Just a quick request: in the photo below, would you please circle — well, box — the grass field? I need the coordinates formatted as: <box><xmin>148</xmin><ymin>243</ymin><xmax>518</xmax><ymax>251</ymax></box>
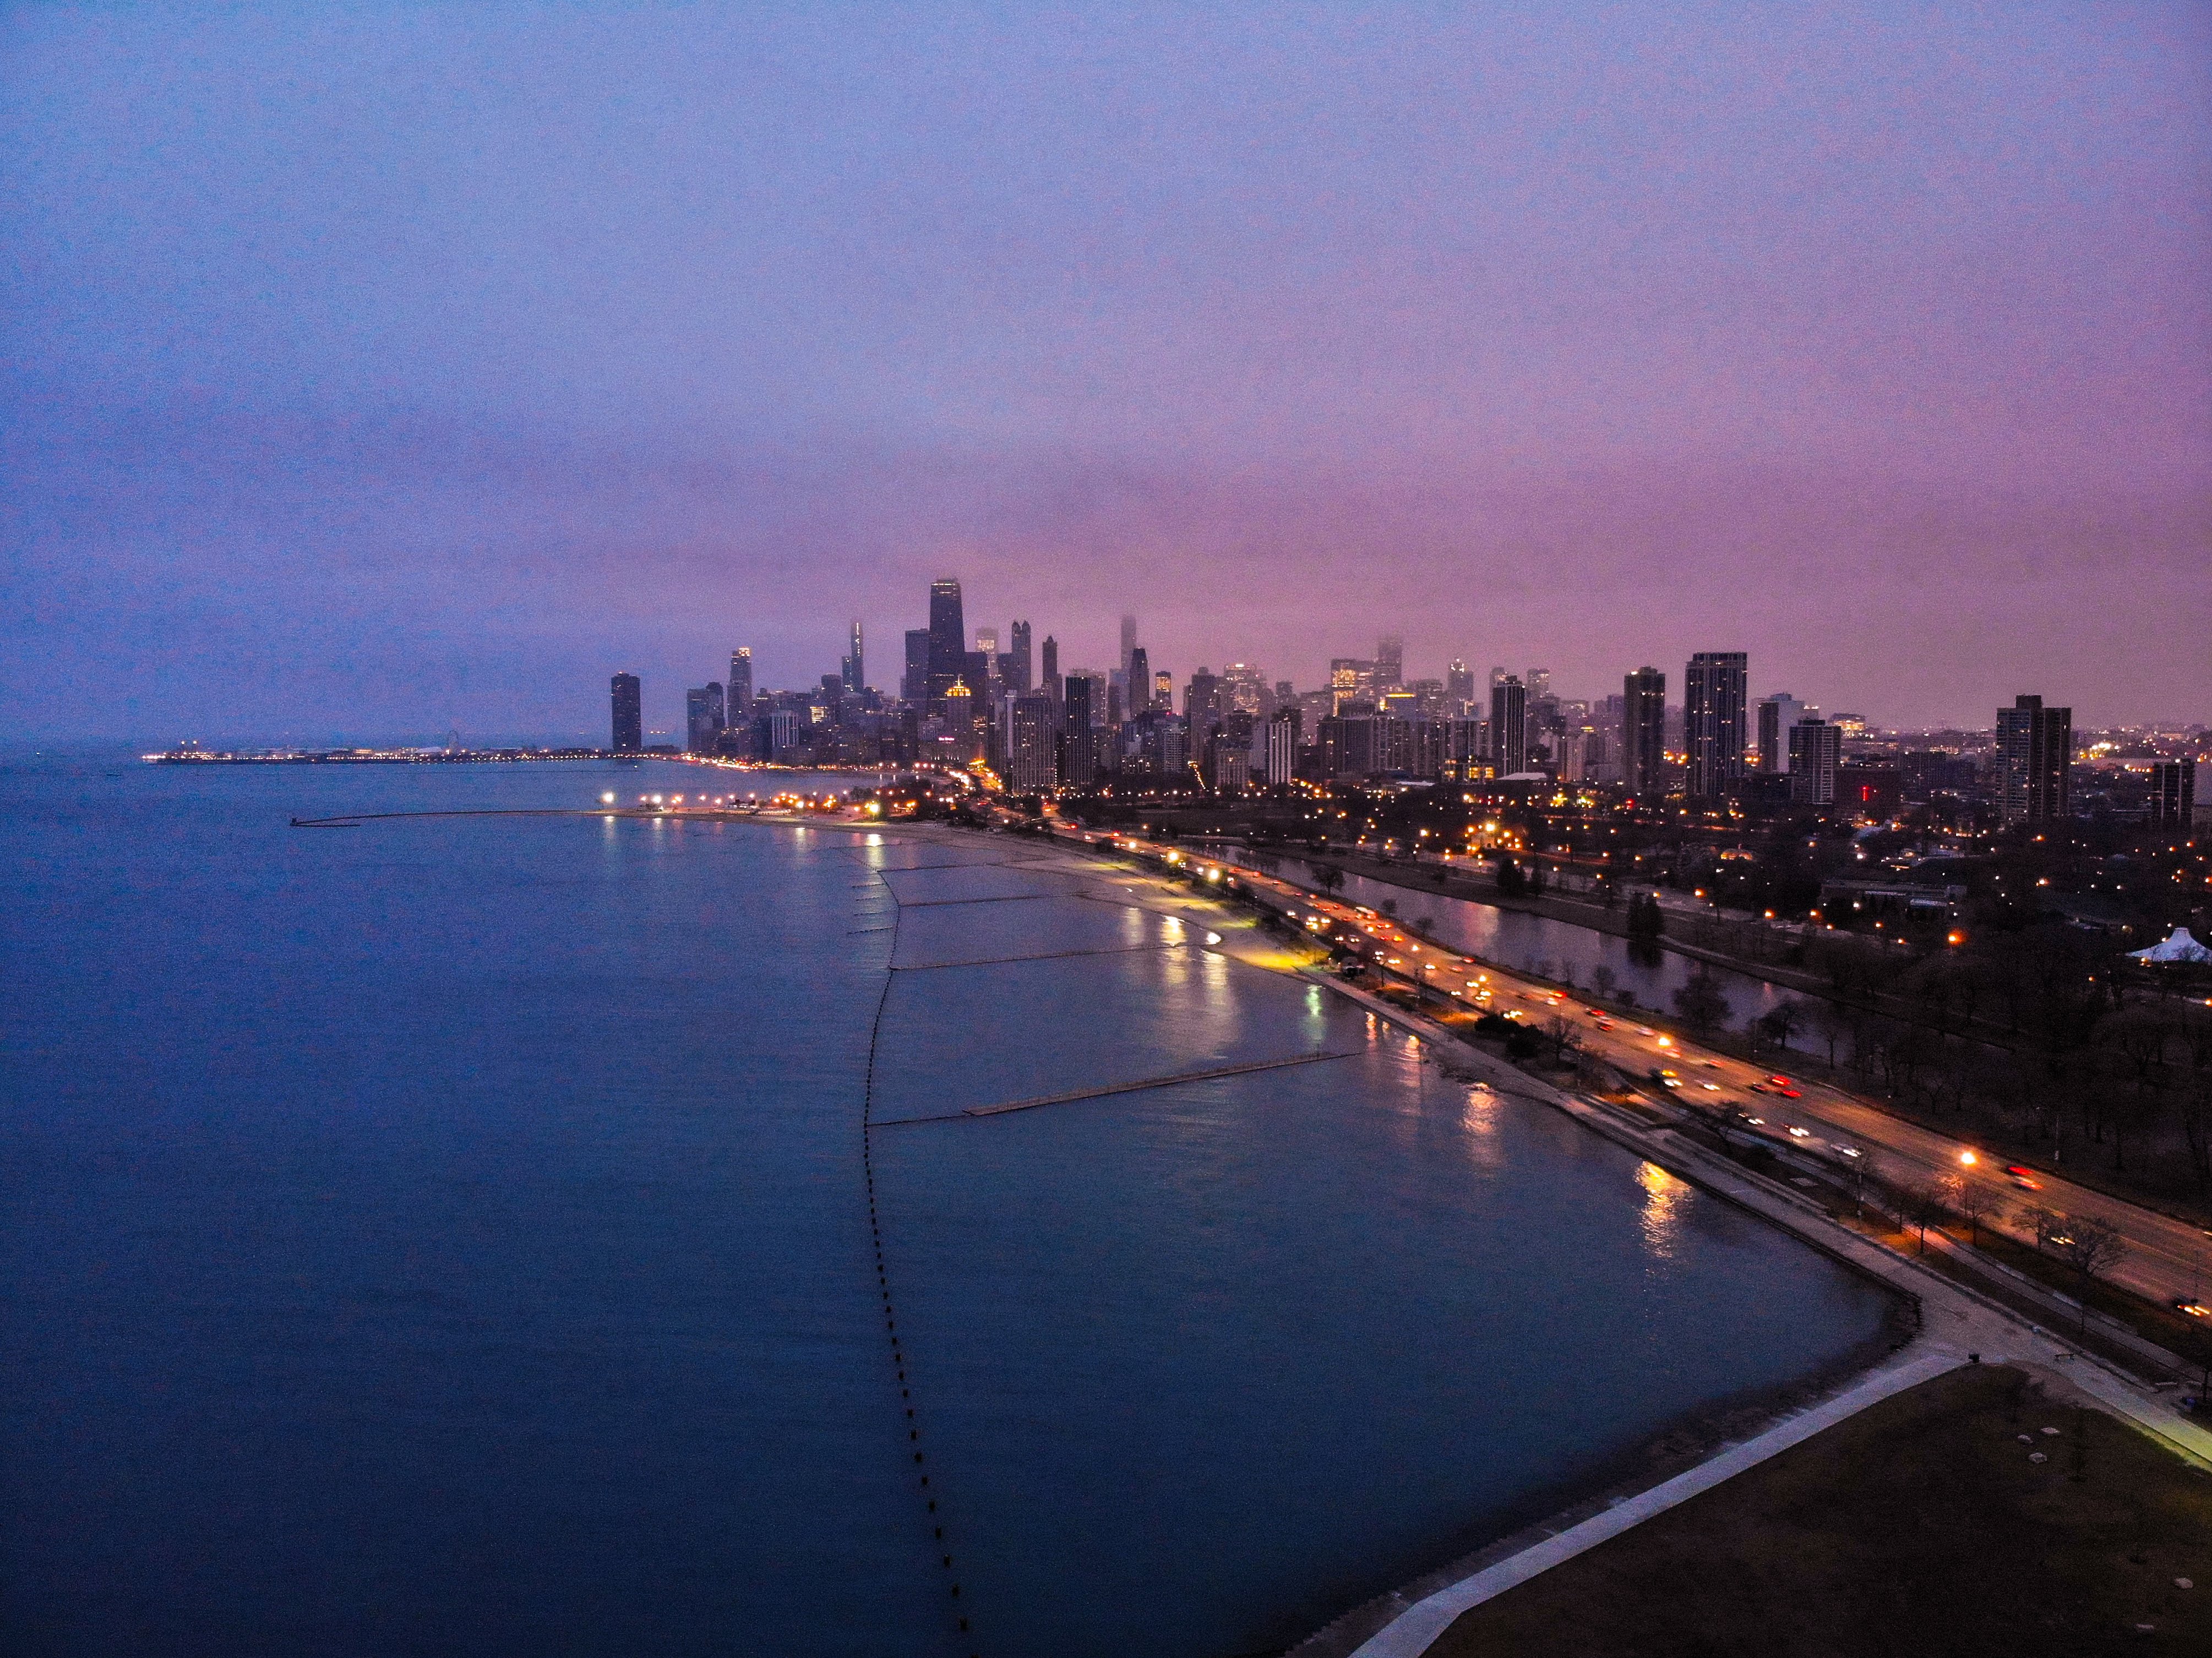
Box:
<box><xmin>1431</xmin><ymin>1364</ymin><xmax>2211</xmax><ymax>1657</ymax></box>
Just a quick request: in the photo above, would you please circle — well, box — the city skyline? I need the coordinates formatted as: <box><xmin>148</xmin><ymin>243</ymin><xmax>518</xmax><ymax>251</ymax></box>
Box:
<box><xmin>6</xmin><ymin>7</ymin><xmax>2208</xmax><ymax>739</ymax></box>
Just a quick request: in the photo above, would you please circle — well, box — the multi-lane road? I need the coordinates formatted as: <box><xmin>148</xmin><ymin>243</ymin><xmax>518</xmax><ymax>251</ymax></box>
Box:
<box><xmin>1054</xmin><ymin>824</ymin><xmax>2212</xmax><ymax>1321</ymax></box>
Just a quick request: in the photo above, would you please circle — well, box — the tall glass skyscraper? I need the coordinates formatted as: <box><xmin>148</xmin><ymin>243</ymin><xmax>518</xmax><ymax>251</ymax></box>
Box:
<box><xmin>927</xmin><ymin>579</ymin><xmax>966</xmax><ymax>702</ymax></box>
<box><xmin>1684</xmin><ymin>651</ymin><xmax>1748</xmax><ymax>799</ymax></box>
<box><xmin>610</xmin><ymin>673</ymin><xmax>642</xmax><ymax>753</ymax></box>
<box><xmin>1621</xmin><ymin>667</ymin><xmax>1666</xmax><ymax>798</ymax></box>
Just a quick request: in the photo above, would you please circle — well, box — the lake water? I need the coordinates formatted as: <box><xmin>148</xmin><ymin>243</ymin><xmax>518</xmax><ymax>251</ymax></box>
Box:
<box><xmin>3</xmin><ymin>750</ymin><xmax>1891</xmax><ymax>1656</ymax></box>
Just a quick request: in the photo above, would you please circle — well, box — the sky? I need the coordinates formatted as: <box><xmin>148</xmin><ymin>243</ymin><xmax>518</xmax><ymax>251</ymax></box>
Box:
<box><xmin>4</xmin><ymin>2</ymin><xmax>2208</xmax><ymax>740</ymax></box>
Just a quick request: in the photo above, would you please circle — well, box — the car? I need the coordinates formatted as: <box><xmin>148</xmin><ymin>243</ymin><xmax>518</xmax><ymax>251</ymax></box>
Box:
<box><xmin>1774</xmin><ymin>1086</ymin><xmax>1802</xmax><ymax>1099</ymax></box>
<box><xmin>1596</xmin><ymin>1019</ymin><xmax>1615</xmax><ymax>1030</ymax></box>
<box><xmin>1833</xmin><ymin>1145</ymin><xmax>1864</xmax><ymax>1159</ymax></box>
<box><xmin>2009</xmin><ymin>1173</ymin><xmax>2041</xmax><ymax>1191</ymax></box>
<box><xmin>1767</xmin><ymin>1075</ymin><xmax>1794</xmax><ymax>1087</ymax></box>
<box><xmin>1700</xmin><ymin>1082</ymin><xmax>1722</xmax><ymax>1092</ymax></box>
<box><xmin>1743</xmin><ymin>1115</ymin><xmax>1766</xmax><ymax>1126</ymax></box>
<box><xmin>1586</xmin><ymin>1007</ymin><xmax>1605</xmax><ymax>1017</ymax></box>
<box><xmin>1786</xmin><ymin>1126</ymin><xmax>1811</xmax><ymax>1139</ymax></box>
<box><xmin>2177</xmin><ymin>1300</ymin><xmax>2209</xmax><ymax>1319</ymax></box>
<box><xmin>1748</xmin><ymin>1082</ymin><xmax>1770</xmax><ymax>1094</ymax></box>
<box><xmin>1636</xmin><ymin>1026</ymin><xmax>1656</xmax><ymax>1036</ymax></box>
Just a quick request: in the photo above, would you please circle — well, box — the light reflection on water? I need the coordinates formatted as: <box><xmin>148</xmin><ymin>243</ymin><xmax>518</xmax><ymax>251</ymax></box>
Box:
<box><xmin>4</xmin><ymin>754</ymin><xmax>1897</xmax><ymax>1658</ymax></box>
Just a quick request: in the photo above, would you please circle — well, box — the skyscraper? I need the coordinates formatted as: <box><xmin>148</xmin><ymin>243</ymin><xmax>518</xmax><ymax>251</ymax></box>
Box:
<box><xmin>1063</xmin><ymin>673</ymin><xmax>1096</xmax><ymax>785</ymax></box>
<box><xmin>1040</xmin><ymin>635</ymin><xmax>1060</xmax><ymax>713</ymax></box>
<box><xmin>1375</xmin><ymin>635</ymin><xmax>1405</xmax><ymax>691</ymax></box>
<box><xmin>1621</xmin><ymin>667</ymin><xmax>1666</xmax><ymax>798</ymax></box>
<box><xmin>1757</xmin><ymin>692</ymin><xmax>1813</xmax><ymax>772</ymax></box>
<box><xmin>1683</xmin><ymin>651</ymin><xmax>1749</xmax><ymax>799</ymax></box>
<box><xmin>2149</xmin><ymin>760</ymin><xmax>2196</xmax><ymax>828</ymax></box>
<box><xmin>1006</xmin><ymin>694</ymin><xmax>1056</xmax><ymax>792</ymax></box>
<box><xmin>841</xmin><ymin>621</ymin><xmax>864</xmax><ymax>692</ymax></box>
<box><xmin>1127</xmin><ymin>647</ymin><xmax>1150</xmax><ymax>711</ymax></box>
<box><xmin>610</xmin><ymin>672</ymin><xmax>642</xmax><ymax>752</ymax></box>
<box><xmin>1525</xmin><ymin>668</ymin><xmax>1551</xmax><ymax>703</ymax></box>
<box><xmin>927</xmin><ymin>578</ymin><xmax>966</xmax><ymax>702</ymax></box>
<box><xmin>728</xmin><ymin>648</ymin><xmax>754</xmax><ymax>723</ymax></box>
<box><xmin>1120</xmin><ymin>614</ymin><xmax>1138</xmax><ymax>681</ymax></box>
<box><xmin>1266</xmin><ymin>706</ymin><xmax>1301</xmax><ymax>784</ymax></box>
<box><xmin>1787</xmin><ymin>718</ymin><xmax>1840</xmax><ymax>806</ymax></box>
<box><xmin>685</xmin><ymin>683</ymin><xmax>726</xmax><ymax>755</ymax></box>
<box><xmin>1490</xmin><ymin>675</ymin><xmax>1528</xmax><ymax>776</ymax></box>
<box><xmin>1007</xmin><ymin>621</ymin><xmax>1033</xmax><ymax>694</ymax></box>
<box><xmin>1445</xmin><ymin>659</ymin><xmax>1476</xmax><ymax>713</ymax></box>
<box><xmin>902</xmin><ymin>629</ymin><xmax>930</xmax><ymax>703</ymax></box>
<box><xmin>1185</xmin><ymin>667</ymin><xmax>1224</xmax><ymax>751</ymax></box>
<box><xmin>1996</xmin><ymin>695</ymin><xmax>2072</xmax><ymax>825</ymax></box>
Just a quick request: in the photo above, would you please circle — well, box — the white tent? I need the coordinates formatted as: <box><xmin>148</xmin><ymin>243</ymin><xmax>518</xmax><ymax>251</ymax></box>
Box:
<box><xmin>2128</xmin><ymin>927</ymin><xmax>2212</xmax><ymax>964</ymax></box>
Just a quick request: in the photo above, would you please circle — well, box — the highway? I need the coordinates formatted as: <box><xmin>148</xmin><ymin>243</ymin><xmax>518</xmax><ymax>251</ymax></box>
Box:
<box><xmin>1049</xmin><ymin>823</ymin><xmax>2212</xmax><ymax>1322</ymax></box>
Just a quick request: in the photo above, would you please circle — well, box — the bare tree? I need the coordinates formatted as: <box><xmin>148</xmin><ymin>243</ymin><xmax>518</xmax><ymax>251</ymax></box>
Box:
<box><xmin>2053</xmin><ymin>1217</ymin><xmax>2127</xmax><ymax>1292</ymax></box>
<box><xmin>2023</xmin><ymin>1204</ymin><xmax>2067</xmax><ymax>1253</ymax></box>
<box><xmin>1590</xmin><ymin>963</ymin><xmax>1619</xmax><ymax>1001</ymax></box>
<box><xmin>1672</xmin><ymin>972</ymin><xmax>1730</xmax><ymax>1037</ymax></box>
<box><xmin>1897</xmin><ymin>1182</ymin><xmax>1949</xmax><ymax>1253</ymax></box>
<box><xmin>1543</xmin><ymin>1012</ymin><xmax>1584</xmax><ymax>1068</ymax></box>
<box><xmin>1949</xmin><ymin>1177</ymin><xmax>1997</xmax><ymax>1248</ymax></box>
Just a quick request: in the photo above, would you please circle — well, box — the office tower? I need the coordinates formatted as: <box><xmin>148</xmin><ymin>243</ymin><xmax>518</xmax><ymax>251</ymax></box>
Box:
<box><xmin>1006</xmin><ymin>695</ymin><xmax>1056</xmax><ymax>792</ymax></box>
<box><xmin>1787</xmin><ymin>718</ymin><xmax>1840</xmax><ymax>806</ymax></box>
<box><xmin>1127</xmin><ymin>647</ymin><xmax>1151</xmax><ymax>711</ymax></box>
<box><xmin>1621</xmin><ymin>667</ymin><xmax>1666</xmax><ymax>798</ymax></box>
<box><xmin>1006</xmin><ymin>621</ymin><xmax>1033</xmax><ymax>694</ymax></box>
<box><xmin>766</xmin><ymin>707</ymin><xmax>804</xmax><ymax>762</ymax></box>
<box><xmin>610</xmin><ymin>673</ymin><xmax>642</xmax><ymax>752</ymax></box>
<box><xmin>841</xmin><ymin>621</ymin><xmax>864</xmax><ymax>692</ymax></box>
<box><xmin>1153</xmin><ymin>669</ymin><xmax>1173</xmax><ymax>711</ymax></box>
<box><xmin>927</xmin><ymin>578</ymin><xmax>967</xmax><ymax>701</ymax></box>
<box><xmin>1063</xmin><ymin>674</ymin><xmax>1097</xmax><ymax>785</ymax></box>
<box><xmin>1376</xmin><ymin>635</ymin><xmax>1405</xmax><ymax>691</ymax></box>
<box><xmin>728</xmin><ymin>648</ymin><xmax>754</xmax><ymax>723</ymax></box>
<box><xmin>1996</xmin><ymin>695</ymin><xmax>2073</xmax><ymax>824</ymax></box>
<box><xmin>1525</xmin><ymin>668</ymin><xmax>1551</xmax><ymax>703</ymax></box>
<box><xmin>1683</xmin><ymin>651</ymin><xmax>1750</xmax><ymax>799</ymax></box>
<box><xmin>1446</xmin><ymin>660</ymin><xmax>1476</xmax><ymax>713</ymax></box>
<box><xmin>1490</xmin><ymin>676</ymin><xmax>1528</xmax><ymax>776</ymax></box>
<box><xmin>902</xmin><ymin>629</ymin><xmax>930</xmax><ymax>703</ymax></box>
<box><xmin>1185</xmin><ymin>668</ymin><xmax>1224</xmax><ymax>750</ymax></box>
<box><xmin>1222</xmin><ymin>662</ymin><xmax>1267</xmax><ymax>715</ymax></box>
<box><xmin>2149</xmin><ymin>760</ymin><xmax>2197</xmax><ymax>827</ymax></box>
<box><xmin>1266</xmin><ymin>706</ymin><xmax>1301</xmax><ymax>784</ymax></box>
<box><xmin>1489</xmin><ymin>665</ymin><xmax>1510</xmax><ymax>692</ymax></box>
<box><xmin>685</xmin><ymin>683</ymin><xmax>726</xmax><ymax>755</ymax></box>
<box><xmin>1120</xmin><ymin>614</ymin><xmax>1139</xmax><ymax>681</ymax></box>
<box><xmin>974</xmin><ymin>627</ymin><xmax>998</xmax><ymax>658</ymax></box>
<box><xmin>1273</xmin><ymin>679</ymin><xmax>1294</xmax><ymax>711</ymax></box>
<box><xmin>1757</xmin><ymin>692</ymin><xmax>1813</xmax><ymax>772</ymax></box>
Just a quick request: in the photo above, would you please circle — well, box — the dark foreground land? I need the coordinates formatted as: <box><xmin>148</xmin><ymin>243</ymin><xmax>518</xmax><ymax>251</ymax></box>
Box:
<box><xmin>1433</xmin><ymin>1365</ymin><xmax>2210</xmax><ymax>1658</ymax></box>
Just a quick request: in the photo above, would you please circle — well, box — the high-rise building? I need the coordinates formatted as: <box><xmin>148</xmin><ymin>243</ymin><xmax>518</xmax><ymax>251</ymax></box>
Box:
<box><xmin>1684</xmin><ymin>651</ymin><xmax>1749</xmax><ymax>799</ymax></box>
<box><xmin>1126</xmin><ymin>647</ymin><xmax>1150</xmax><ymax>711</ymax></box>
<box><xmin>1153</xmin><ymin>669</ymin><xmax>1173</xmax><ymax>711</ymax></box>
<box><xmin>1006</xmin><ymin>694</ymin><xmax>1056</xmax><ymax>792</ymax></box>
<box><xmin>1006</xmin><ymin>621</ymin><xmax>1033</xmax><ymax>694</ymax></box>
<box><xmin>1757</xmin><ymin>692</ymin><xmax>1813</xmax><ymax>772</ymax></box>
<box><xmin>610</xmin><ymin>672</ymin><xmax>642</xmax><ymax>752</ymax></box>
<box><xmin>685</xmin><ymin>683</ymin><xmax>726</xmax><ymax>755</ymax></box>
<box><xmin>2149</xmin><ymin>760</ymin><xmax>2197</xmax><ymax>828</ymax></box>
<box><xmin>1787</xmin><ymin>718</ymin><xmax>1840</xmax><ymax>806</ymax></box>
<box><xmin>1222</xmin><ymin>662</ymin><xmax>1267</xmax><ymax>716</ymax></box>
<box><xmin>841</xmin><ymin>621</ymin><xmax>864</xmax><ymax>692</ymax></box>
<box><xmin>1040</xmin><ymin>635</ymin><xmax>1060</xmax><ymax>714</ymax></box>
<box><xmin>1490</xmin><ymin>676</ymin><xmax>1528</xmax><ymax>776</ymax></box>
<box><xmin>1445</xmin><ymin>660</ymin><xmax>1477</xmax><ymax>713</ymax></box>
<box><xmin>1266</xmin><ymin>706</ymin><xmax>1301</xmax><ymax>785</ymax></box>
<box><xmin>1525</xmin><ymin>668</ymin><xmax>1551</xmax><ymax>703</ymax></box>
<box><xmin>927</xmin><ymin>578</ymin><xmax>966</xmax><ymax>702</ymax></box>
<box><xmin>1120</xmin><ymin>614</ymin><xmax>1139</xmax><ymax>682</ymax></box>
<box><xmin>902</xmin><ymin>629</ymin><xmax>930</xmax><ymax>703</ymax></box>
<box><xmin>728</xmin><ymin>648</ymin><xmax>754</xmax><ymax>723</ymax></box>
<box><xmin>1185</xmin><ymin>668</ymin><xmax>1224</xmax><ymax>751</ymax></box>
<box><xmin>1063</xmin><ymin>674</ymin><xmax>1097</xmax><ymax>786</ymax></box>
<box><xmin>1621</xmin><ymin>667</ymin><xmax>1666</xmax><ymax>798</ymax></box>
<box><xmin>1489</xmin><ymin>666</ymin><xmax>1510</xmax><ymax>692</ymax></box>
<box><xmin>1375</xmin><ymin>636</ymin><xmax>1405</xmax><ymax>691</ymax></box>
<box><xmin>1995</xmin><ymin>695</ymin><xmax>2072</xmax><ymax>824</ymax></box>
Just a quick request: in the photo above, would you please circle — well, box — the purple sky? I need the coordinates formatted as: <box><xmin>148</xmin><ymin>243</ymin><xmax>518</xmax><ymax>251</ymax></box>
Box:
<box><xmin>6</xmin><ymin>4</ymin><xmax>2208</xmax><ymax>739</ymax></box>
